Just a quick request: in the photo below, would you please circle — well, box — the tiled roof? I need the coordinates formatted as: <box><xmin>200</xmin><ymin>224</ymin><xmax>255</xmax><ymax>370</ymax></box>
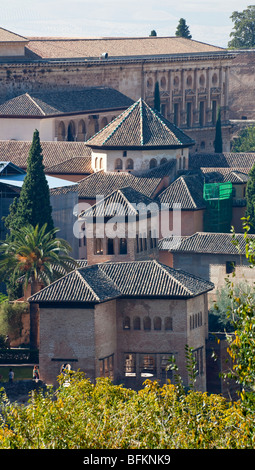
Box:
<box><xmin>158</xmin><ymin>173</ymin><xmax>205</xmax><ymax>210</ymax></box>
<box><xmin>132</xmin><ymin>158</ymin><xmax>176</xmax><ymax>179</ymax></box>
<box><xmin>0</xmin><ymin>27</ymin><xmax>28</xmax><ymax>43</ymax></box>
<box><xmin>28</xmin><ymin>259</ymin><xmax>214</xmax><ymax>304</ymax></box>
<box><xmin>45</xmin><ymin>156</ymin><xmax>92</xmax><ymax>175</ymax></box>
<box><xmin>86</xmin><ymin>98</ymin><xmax>195</xmax><ymax>149</ymax></box>
<box><xmin>189</xmin><ymin>152</ymin><xmax>255</xmax><ymax>170</ymax></box>
<box><xmin>26</xmin><ymin>36</ymin><xmax>224</xmax><ymax>60</ymax></box>
<box><xmin>200</xmin><ymin>167</ymin><xmax>249</xmax><ymax>183</ymax></box>
<box><xmin>77</xmin><ymin>170</ymin><xmax>163</xmax><ymax>199</ymax></box>
<box><xmin>168</xmin><ymin>232</ymin><xmax>255</xmax><ymax>255</ymax></box>
<box><xmin>0</xmin><ymin>87</ymin><xmax>134</xmax><ymax>117</ymax></box>
<box><xmin>80</xmin><ymin>186</ymin><xmax>158</xmax><ymax>218</ymax></box>
<box><xmin>0</xmin><ymin>140</ymin><xmax>91</xmax><ymax>170</ymax></box>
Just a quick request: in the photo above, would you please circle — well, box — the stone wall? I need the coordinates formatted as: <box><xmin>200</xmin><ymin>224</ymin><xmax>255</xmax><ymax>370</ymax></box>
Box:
<box><xmin>0</xmin><ymin>53</ymin><xmax>233</xmax><ymax>152</ymax></box>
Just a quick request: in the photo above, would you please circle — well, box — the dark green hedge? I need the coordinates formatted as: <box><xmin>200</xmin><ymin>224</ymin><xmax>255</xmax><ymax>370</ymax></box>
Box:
<box><xmin>0</xmin><ymin>348</ymin><xmax>38</xmax><ymax>364</ymax></box>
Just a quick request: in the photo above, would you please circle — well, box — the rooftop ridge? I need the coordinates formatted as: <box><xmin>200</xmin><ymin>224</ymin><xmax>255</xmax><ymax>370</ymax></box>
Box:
<box><xmin>180</xmin><ymin>176</ymin><xmax>197</xmax><ymax>209</ymax></box>
<box><xmin>101</xmin><ymin>100</ymin><xmax>140</xmax><ymax>145</ymax></box>
<box><xmin>156</xmin><ymin>260</ymin><xmax>194</xmax><ymax>296</ymax></box>
<box><xmin>76</xmin><ymin>268</ymin><xmax>100</xmax><ymax>301</ymax></box>
<box><xmin>26</xmin><ymin>93</ymin><xmax>46</xmax><ymax>116</ymax></box>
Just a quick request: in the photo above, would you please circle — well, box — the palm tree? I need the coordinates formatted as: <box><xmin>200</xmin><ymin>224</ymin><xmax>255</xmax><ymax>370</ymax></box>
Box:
<box><xmin>0</xmin><ymin>223</ymin><xmax>76</xmax><ymax>349</ymax></box>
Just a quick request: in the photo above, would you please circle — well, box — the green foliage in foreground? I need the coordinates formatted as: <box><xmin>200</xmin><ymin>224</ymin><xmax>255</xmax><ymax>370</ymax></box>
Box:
<box><xmin>0</xmin><ymin>372</ymin><xmax>254</xmax><ymax>449</ymax></box>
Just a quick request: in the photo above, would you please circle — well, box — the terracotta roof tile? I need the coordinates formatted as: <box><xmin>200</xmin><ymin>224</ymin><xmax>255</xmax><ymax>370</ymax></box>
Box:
<box><xmin>168</xmin><ymin>232</ymin><xmax>255</xmax><ymax>254</ymax></box>
<box><xmin>26</xmin><ymin>36</ymin><xmax>224</xmax><ymax>60</ymax></box>
<box><xmin>189</xmin><ymin>152</ymin><xmax>255</xmax><ymax>170</ymax></box>
<box><xmin>80</xmin><ymin>186</ymin><xmax>158</xmax><ymax>218</ymax></box>
<box><xmin>86</xmin><ymin>98</ymin><xmax>194</xmax><ymax>149</ymax></box>
<box><xmin>45</xmin><ymin>156</ymin><xmax>92</xmax><ymax>175</ymax></box>
<box><xmin>158</xmin><ymin>173</ymin><xmax>205</xmax><ymax>210</ymax></box>
<box><xmin>77</xmin><ymin>170</ymin><xmax>162</xmax><ymax>199</ymax></box>
<box><xmin>0</xmin><ymin>140</ymin><xmax>91</xmax><ymax>170</ymax></box>
<box><xmin>200</xmin><ymin>167</ymin><xmax>249</xmax><ymax>183</ymax></box>
<box><xmin>0</xmin><ymin>27</ymin><xmax>28</xmax><ymax>43</ymax></box>
<box><xmin>28</xmin><ymin>259</ymin><xmax>214</xmax><ymax>303</ymax></box>
<box><xmin>0</xmin><ymin>87</ymin><xmax>134</xmax><ymax>117</ymax></box>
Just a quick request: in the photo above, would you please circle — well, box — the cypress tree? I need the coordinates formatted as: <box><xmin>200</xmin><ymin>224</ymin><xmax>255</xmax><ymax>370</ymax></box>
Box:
<box><xmin>214</xmin><ymin>106</ymin><xmax>223</xmax><ymax>153</ymax></box>
<box><xmin>5</xmin><ymin>129</ymin><xmax>54</xmax><ymax>233</ymax></box>
<box><xmin>246</xmin><ymin>164</ymin><xmax>255</xmax><ymax>233</ymax></box>
<box><xmin>154</xmin><ymin>81</ymin><xmax>161</xmax><ymax>113</ymax></box>
<box><xmin>175</xmin><ymin>18</ymin><xmax>192</xmax><ymax>39</ymax></box>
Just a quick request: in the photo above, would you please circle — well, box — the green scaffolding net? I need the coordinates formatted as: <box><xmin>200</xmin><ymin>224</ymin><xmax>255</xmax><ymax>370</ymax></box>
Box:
<box><xmin>203</xmin><ymin>181</ymin><xmax>233</xmax><ymax>233</ymax></box>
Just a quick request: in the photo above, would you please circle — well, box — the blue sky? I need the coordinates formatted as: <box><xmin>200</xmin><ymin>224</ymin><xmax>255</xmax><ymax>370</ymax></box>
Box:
<box><xmin>0</xmin><ymin>0</ymin><xmax>251</xmax><ymax>47</ymax></box>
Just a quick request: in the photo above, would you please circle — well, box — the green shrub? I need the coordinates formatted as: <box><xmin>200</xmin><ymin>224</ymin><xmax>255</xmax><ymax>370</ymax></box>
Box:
<box><xmin>0</xmin><ymin>301</ymin><xmax>28</xmax><ymax>341</ymax></box>
<box><xmin>0</xmin><ymin>372</ymin><xmax>254</xmax><ymax>449</ymax></box>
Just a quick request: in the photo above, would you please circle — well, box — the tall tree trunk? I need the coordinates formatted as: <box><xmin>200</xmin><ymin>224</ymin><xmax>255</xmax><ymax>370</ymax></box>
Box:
<box><xmin>29</xmin><ymin>280</ymin><xmax>41</xmax><ymax>350</ymax></box>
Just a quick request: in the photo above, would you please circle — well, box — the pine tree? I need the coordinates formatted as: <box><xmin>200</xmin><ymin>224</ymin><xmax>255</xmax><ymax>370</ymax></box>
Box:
<box><xmin>175</xmin><ymin>18</ymin><xmax>192</xmax><ymax>39</ymax></box>
<box><xmin>246</xmin><ymin>164</ymin><xmax>255</xmax><ymax>233</ymax></box>
<box><xmin>150</xmin><ymin>30</ymin><xmax>157</xmax><ymax>36</ymax></box>
<box><xmin>4</xmin><ymin>129</ymin><xmax>54</xmax><ymax>233</ymax></box>
<box><xmin>154</xmin><ymin>81</ymin><xmax>161</xmax><ymax>112</ymax></box>
<box><xmin>214</xmin><ymin>106</ymin><xmax>223</xmax><ymax>153</ymax></box>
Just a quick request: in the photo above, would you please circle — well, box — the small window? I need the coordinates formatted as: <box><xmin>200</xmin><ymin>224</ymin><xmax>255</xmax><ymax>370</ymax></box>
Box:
<box><xmin>94</xmin><ymin>238</ymin><xmax>103</xmax><ymax>255</ymax></box>
<box><xmin>149</xmin><ymin>159</ymin><xmax>157</xmax><ymax>169</ymax></box>
<box><xmin>133</xmin><ymin>316</ymin><xmax>141</xmax><ymax>330</ymax></box>
<box><xmin>165</xmin><ymin>317</ymin><xmax>173</xmax><ymax>331</ymax></box>
<box><xmin>115</xmin><ymin>158</ymin><xmax>123</xmax><ymax>170</ymax></box>
<box><xmin>107</xmin><ymin>238</ymin><xmax>114</xmax><ymax>255</ymax></box>
<box><xmin>126</xmin><ymin>158</ymin><xmax>134</xmax><ymax>170</ymax></box>
<box><xmin>123</xmin><ymin>150</ymin><xmax>127</xmax><ymax>157</ymax></box>
<box><xmin>226</xmin><ymin>261</ymin><xmax>236</xmax><ymax>274</ymax></box>
<box><xmin>144</xmin><ymin>316</ymin><xmax>151</xmax><ymax>331</ymax></box>
<box><xmin>154</xmin><ymin>316</ymin><xmax>162</xmax><ymax>330</ymax></box>
<box><xmin>123</xmin><ymin>316</ymin><xmax>131</xmax><ymax>330</ymax></box>
<box><xmin>119</xmin><ymin>238</ymin><xmax>127</xmax><ymax>255</ymax></box>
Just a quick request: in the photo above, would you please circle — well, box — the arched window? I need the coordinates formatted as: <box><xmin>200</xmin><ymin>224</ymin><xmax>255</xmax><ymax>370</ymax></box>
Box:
<box><xmin>119</xmin><ymin>238</ymin><xmax>127</xmax><ymax>255</ymax></box>
<box><xmin>160</xmin><ymin>158</ymin><xmax>167</xmax><ymax>165</ymax></box>
<box><xmin>67</xmin><ymin>121</ymin><xmax>75</xmax><ymax>141</ymax></box>
<box><xmin>186</xmin><ymin>75</ymin><xmax>192</xmax><ymax>86</ymax></box>
<box><xmin>133</xmin><ymin>316</ymin><xmax>141</xmax><ymax>330</ymax></box>
<box><xmin>95</xmin><ymin>157</ymin><xmax>98</xmax><ymax>170</ymax></box>
<box><xmin>99</xmin><ymin>158</ymin><xmax>104</xmax><ymax>170</ymax></box>
<box><xmin>144</xmin><ymin>316</ymin><xmax>151</xmax><ymax>330</ymax></box>
<box><xmin>154</xmin><ymin>316</ymin><xmax>162</xmax><ymax>330</ymax></box>
<box><xmin>77</xmin><ymin>120</ymin><xmax>86</xmax><ymax>141</ymax></box>
<box><xmin>126</xmin><ymin>158</ymin><xmax>134</xmax><ymax>170</ymax></box>
<box><xmin>123</xmin><ymin>316</ymin><xmax>131</xmax><ymax>330</ymax></box>
<box><xmin>100</xmin><ymin>117</ymin><xmax>108</xmax><ymax>129</ymax></box>
<box><xmin>160</xmin><ymin>76</ymin><xmax>166</xmax><ymax>89</ymax></box>
<box><xmin>57</xmin><ymin>121</ymin><xmax>65</xmax><ymax>141</ymax></box>
<box><xmin>165</xmin><ymin>317</ymin><xmax>173</xmax><ymax>331</ymax></box>
<box><xmin>115</xmin><ymin>158</ymin><xmax>123</xmax><ymax>170</ymax></box>
<box><xmin>199</xmin><ymin>74</ymin><xmax>205</xmax><ymax>86</ymax></box>
<box><xmin>149</xmin><ymin>158</ymin><xmax>157</xmax><ymax>169</ymax></box>
<box><xmin>147</xmin><ymin>77</ymin><xmax>153</xmax><ymax>90</ymax></box>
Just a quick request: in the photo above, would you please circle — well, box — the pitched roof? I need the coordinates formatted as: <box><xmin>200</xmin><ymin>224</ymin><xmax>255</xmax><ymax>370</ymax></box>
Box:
<box><xmin>0</xmin><ymin>87</ymin><xmax>134</xmax><ymax>117</ymax></box>
<box><xmin>77</xmin><ymin>170</ymin><xmax>163</xmax><ymax>199</ymax></box>
<box><xmin>80</xmin><ymin>186</ymin><xmax>158</xmax><ymax>218</ymax></box>
<box><xmin>158</xmin><ymin>173</ymin><xmax>205</xmax><ymax>210</ymax></box>
<box><xmin>86</xmin><ymin>98</ymin><xmax>195</xmax><ymax>149</ymax></box>
<box><xmin>28</xmin><ymin>259</ymin><xmax>214</xmax><ymax>304</ymax></box>
<box><xmin>0</xmin><ymin>140</ymin><xmax>91</xmax><ymax>170</ymax></box>
<box><xmin>189</xmin><ymin>152</ymin><xmax>255</xmax><ymax>170</ymax></box>
<box><xmin>0</xmin><ymin>27</ymin><xmax>28</xmax><ymax>43</ymax></box>
<box><xmin>168</xmin><ymin>232</ymin><xmax>255</xmax><ymax>255</ymax></box>
<box><xmin>200</xmin><ymin>167</ymin><xmax>249</xmax><ymax>183</ymax></box>
<box><xmin>45</xmin><ymin>156</ymin><xmax>92</xmax><ymax>175</ymax></box>
<box><xmin>26</xmin><ymin>36</ymin><xmax>224</xmax><ymax>60</ymax></box>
